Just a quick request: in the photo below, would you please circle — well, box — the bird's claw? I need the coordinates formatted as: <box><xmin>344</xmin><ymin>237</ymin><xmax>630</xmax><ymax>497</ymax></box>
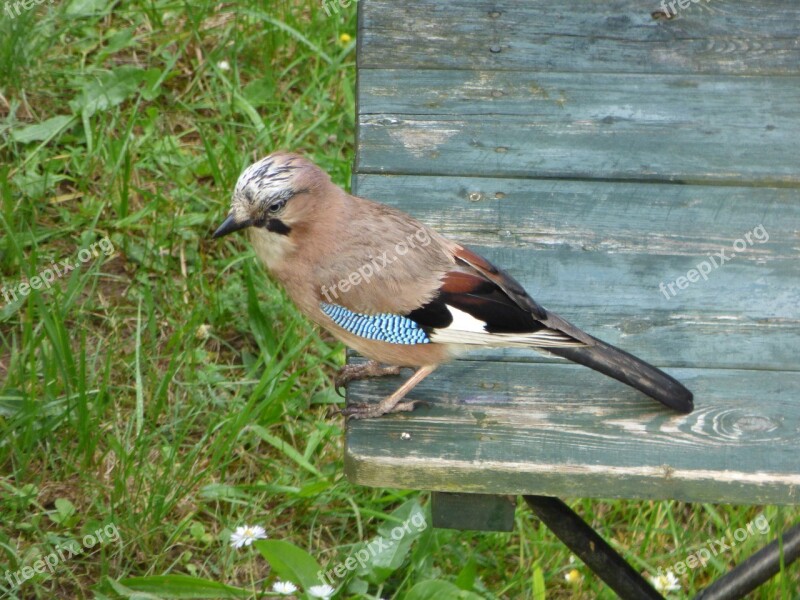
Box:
<box><xmin>333</xmin><ymin>362</ymin><xmax>402</xmax><ymax>397</ymax></box>
<box><xmin>334</xmin><ymin>371</ymin><xmax>352</xmax><ymax>398</ymax></box>
<box><xmin>340</xmin><ymin>400</ymin><xmax>422</xmax><ymax>420</ymax></box>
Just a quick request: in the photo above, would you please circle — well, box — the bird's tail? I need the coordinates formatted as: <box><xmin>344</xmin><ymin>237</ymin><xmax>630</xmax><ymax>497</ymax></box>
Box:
<box><xmin>531</xmin><ymin>306</ymin><xmax>694</xmax><ymax>413</ymax></box>
<box><xmin>546</xmin><ymin>336</ymin><xmax>694</xmax><ymax>413</ymax></box>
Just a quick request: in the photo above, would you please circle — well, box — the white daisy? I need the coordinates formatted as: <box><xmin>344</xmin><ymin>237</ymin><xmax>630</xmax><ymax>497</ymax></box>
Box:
<box><xmin>271</xmin><ymin>580</ymin><xmax>298</xmax><ymax>595</ymax></box>
<box><xmin>308</xmin><ymin>583</ymin><xmax>335</xmax><ymax>598</ymax></box>
<box><xmin>217</xmin><ymin>60</ymin><xmax>231</xmax><ymax>71</ymax></box>
<box><xmin>650</xmin><ymin>571</ymin><xmax>681</xmax><ymax>593</ymax></box>
<box><xmin>229</xmin><ymin>524</ymin><xmax>267</xmax><ymax>548</ymax></box>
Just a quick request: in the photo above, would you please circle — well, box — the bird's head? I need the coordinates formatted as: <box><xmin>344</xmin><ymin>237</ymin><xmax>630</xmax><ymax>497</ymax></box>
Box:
<box><xmin>212</xmin><ymin>151</ymin><xmax>331</xmax><ymax>245</ymax></box>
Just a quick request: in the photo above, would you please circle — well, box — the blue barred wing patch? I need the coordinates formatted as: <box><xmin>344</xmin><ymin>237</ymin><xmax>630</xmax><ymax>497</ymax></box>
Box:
<box><xmin>320</xmin><ymin>303</ymin><xmax>430</xmax><ymax>345</ymax></box>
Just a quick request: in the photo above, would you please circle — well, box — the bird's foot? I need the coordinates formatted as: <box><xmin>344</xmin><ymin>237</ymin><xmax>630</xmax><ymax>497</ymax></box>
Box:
<box><xmin>340</xmin><ymin>400</ymin><xmax>420</xmax><ymax>420</ymax></box>
<box><xmin>334</xmin><ymin>361</ymin><xmax>402</xmax><ymax>396</ymax></box>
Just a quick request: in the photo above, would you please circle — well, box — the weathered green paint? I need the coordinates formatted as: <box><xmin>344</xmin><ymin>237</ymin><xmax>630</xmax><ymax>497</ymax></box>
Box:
<box><xmin>356</xmin><ymin>70</ymin><xmax>799</xmax><ymax>185</ymax></box>
<box><xmin>352</xmin><ymin>175</ymin><xmax>799</xmax><ymax>372</ymax></box>
<box><xmin>432</xmin><ymin>492</ymin><xmax>516</xmax><ymax>531</ymax></box>
<box><xmin>360</xmin><ymin>0</ymin><xmax>800</xmax><ymax>75</ymax></box>
<box><xmin>345</xmin><ymin>361</ymin><xmax>800</xmax><ymax>504</ymax></box>
<box><xmin>348</xmin><ymin>0</ymin><xmax>800</xmax><ymax>506</ymax></box>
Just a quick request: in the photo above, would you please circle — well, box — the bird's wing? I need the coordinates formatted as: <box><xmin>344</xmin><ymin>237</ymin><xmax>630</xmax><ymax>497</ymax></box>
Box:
<box><xmin>408</xmin><ymin>245</ymin><xmax>587</xmax><ymax>348</ymax></box>
<box><xmin>316</xmin><ymin>231</ymin><xmax>585</xmax><ymax>348</ymax></box>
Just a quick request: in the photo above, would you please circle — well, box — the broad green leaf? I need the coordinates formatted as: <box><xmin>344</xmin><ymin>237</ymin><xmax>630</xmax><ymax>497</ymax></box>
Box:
<box><xmin>377</xmin><ymin>500</ymin><xmax>423</xmax><ymax>536</ymax></box>
<box><xmin>140</xmin><ymin>68</ymin><xmax>164</xmax><ymax>101</ymax></box>
<box><xmin>254</xmin><ymin>539</ymin><xmax>323</xmax><ymax>591</ymax></box>
<box><xmin>357</xmin><ymin>499</ymin><xmax>429</xmax><ymax>584</ymax></box>
<box><xmin>103</xmin><ymin>576</ymin><xmax>166</xmax><ymax>599</ymax></box>
<box><xmin>346</xmin><ymin>578</ymin><xmax>369</xmax><ymax>595</ymax></box>
<box><xmin>69</xmin><ymin>67</ymin><xmax>157</xmax><ymax>117</ymax></box>
<box><xmin>118</xmin><ymin>575</ymin><xmax>249</xmax><ymax>598</ymax></box>
<box><xmin>51</xmin><ymin>497</ymin><xmax>76</xmax><ymax>524</ymax></box>
<box><xmin>405</xmin><ymin>580</ymin><xmax>485</xmax><ymax>600</ymax></box>
<box><xmin>11</xmin><ymin>116</ymin><xmax>74</xmax><ymax>143</ymax></box>
<box><xmin>455</xmin><ymin>558</ymin><xmax>477</xmax><ymax>591</ymax></box>
<box><xmin>65</xmin><ymin>0</ymin><xmax>113</xmax><ymax>17</ymax></box>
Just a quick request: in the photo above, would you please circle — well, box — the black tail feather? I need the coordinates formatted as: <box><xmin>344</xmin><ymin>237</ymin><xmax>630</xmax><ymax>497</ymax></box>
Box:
<box><xmin>547</xmin><ymin>337</ymin><xmax>694</xmax><ymax>413</ymax></box>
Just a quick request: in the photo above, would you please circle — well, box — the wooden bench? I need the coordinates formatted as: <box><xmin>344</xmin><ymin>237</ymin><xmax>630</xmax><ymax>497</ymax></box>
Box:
<box><xmin>345</xmin><ymin>1</ymin><xmax>800</xmax><ymax>597</ymax></box>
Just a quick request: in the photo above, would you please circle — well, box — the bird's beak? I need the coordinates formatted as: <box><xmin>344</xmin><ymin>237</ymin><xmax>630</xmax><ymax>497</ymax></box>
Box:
<box><xmin>212</xmin><ymin>214</ymin><xmax>251</xmax><ymax>239</ymax></box>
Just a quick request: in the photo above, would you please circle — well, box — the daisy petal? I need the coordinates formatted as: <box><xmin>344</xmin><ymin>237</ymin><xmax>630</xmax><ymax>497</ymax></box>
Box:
<box><xmin>308</xmin><ymin>583</ymin><xmax>335</xmax><ymax>598</ymax></box>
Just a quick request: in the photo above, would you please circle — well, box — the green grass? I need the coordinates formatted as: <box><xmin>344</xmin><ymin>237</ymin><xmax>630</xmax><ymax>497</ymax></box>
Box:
<box><xmin>0</xmin><ymin>0</ymin><xmax>797</xmax><ymax>598</ymax></box>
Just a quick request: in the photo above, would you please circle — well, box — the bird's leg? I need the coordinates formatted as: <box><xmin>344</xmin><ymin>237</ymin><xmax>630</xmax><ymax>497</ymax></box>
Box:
<box><xmin>334</xmin><ymin>361</ymin><xmax>402</xmax><ymax>395</ymax></box>
<box><xmin>341</xmin><ymin>365</ymin><xmax>437</xmax><ymax>420</ymax></box>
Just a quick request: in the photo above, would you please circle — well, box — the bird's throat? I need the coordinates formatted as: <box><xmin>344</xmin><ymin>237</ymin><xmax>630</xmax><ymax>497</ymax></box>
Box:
<box><xmin>249</xmin><ymin>227</ymin><xmax>295</xmax><ymax>272</ymax></box>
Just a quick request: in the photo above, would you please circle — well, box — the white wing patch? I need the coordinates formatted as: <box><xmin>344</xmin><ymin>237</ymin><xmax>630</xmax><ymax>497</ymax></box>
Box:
<box><xmin>446</xmin><ymin>306</ymin><xmax>488</xmax><ymax>333</ymax></box>
<box><xmin>429</xmin><ymin>305</ymin><xmax>586</xmax><ymax>348</ymax></box>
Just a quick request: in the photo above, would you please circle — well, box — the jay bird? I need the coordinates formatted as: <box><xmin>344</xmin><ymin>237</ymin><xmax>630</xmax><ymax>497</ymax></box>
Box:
<box><xmin>213</xmin><ymin>151</ymin><xmax>694</xmax><ymax>419</ymax></box>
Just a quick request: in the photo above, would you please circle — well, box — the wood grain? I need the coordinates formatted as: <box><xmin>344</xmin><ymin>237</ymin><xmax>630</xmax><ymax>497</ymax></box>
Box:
<box><xmin>356</xmin><ymin>70</ymin><xmax>800</xmax><ymax>185</ymax></box>
<box><xmin>359</xmin><ymin>0</ymin><xmax>800</xmax><ymax>75</ymax></box>
<box><xmin>346</xmin><ymin>360</ymin><xmax>800</xmax><ymax>504</ymax></box>
<box><xmin>352</xmin><ymin>175</ymin><xmax>799</xmax><ymax>371</ymax></box>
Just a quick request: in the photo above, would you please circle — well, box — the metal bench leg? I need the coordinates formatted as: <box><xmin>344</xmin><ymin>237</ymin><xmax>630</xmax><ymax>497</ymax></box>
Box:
<box><xmin>523</xmin><ymin>495</ymin><xmax>664</xmax><ymax>600</ymax></box>
<box><xmin>694</xmin><ymin>523</ymin><xmax>800</xmax><ymax>600</ymax></box>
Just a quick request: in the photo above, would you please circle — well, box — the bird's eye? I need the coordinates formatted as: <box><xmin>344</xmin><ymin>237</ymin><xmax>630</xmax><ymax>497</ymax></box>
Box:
<box><xmin>268</xmin><ymin>199</ymin><xmax>286</xmax><ymax>214</ymax></box>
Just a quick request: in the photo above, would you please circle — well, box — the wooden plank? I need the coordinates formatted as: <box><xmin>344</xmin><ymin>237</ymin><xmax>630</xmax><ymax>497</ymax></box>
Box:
<box><xmin>431</xmin><ymin>492</ymin><xmax>516</xmax><ymax>531</ymax></box>
<box><xmin>359</xmin><ymin>0</ymin><xmax>800</xmax><ymax>75</ymax></box>
<box><xmin>351</xmin><ymin>0</ymin><xmax>800</xmax><ymax>506</ymax></box>
<box><xmin>353</xmin><ymin>175</ymin><xmax>800</xmax><ymax>259</ymax></box>
<box><xmin>351</xmin><ymin>175</ymin><xmax>800</xmax><ymax>371</ymax></box>
<box><xmin>345</xmin><ymin>362</ymin><xmax>800</xmax><ymax>504</ymax></box>
<box><xmin>356</xmin><ymin>70</ymin><xmax>800</xmax><ymax>185</ymax></box>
